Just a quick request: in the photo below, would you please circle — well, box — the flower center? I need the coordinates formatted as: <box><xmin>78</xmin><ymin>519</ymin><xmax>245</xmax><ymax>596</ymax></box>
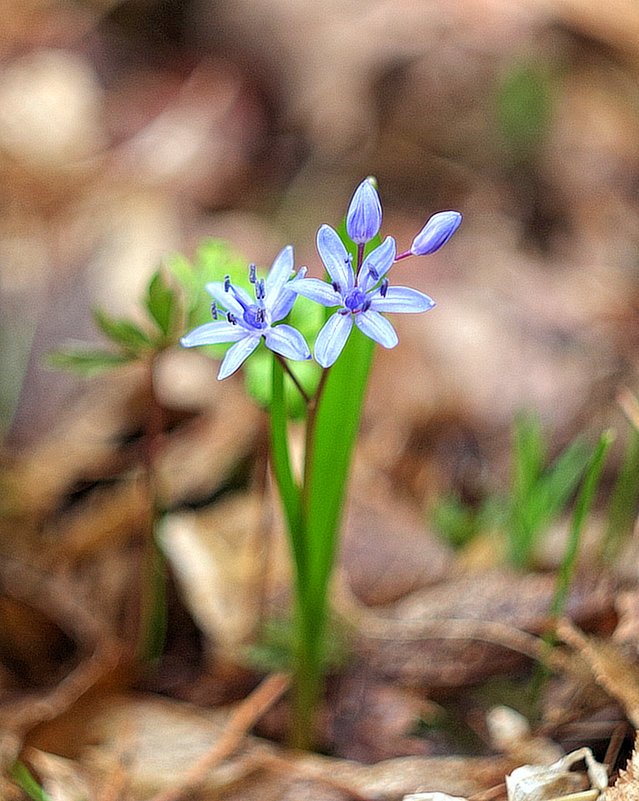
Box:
<box><xmin>243</xmin><ymin>304</ymin><xmax>268</xmax><ymax>329</ymax></box>
<box><xmin>344</xmin><ymin>288</ymin><xmax>367</xmax><ymax>312</ymax></box>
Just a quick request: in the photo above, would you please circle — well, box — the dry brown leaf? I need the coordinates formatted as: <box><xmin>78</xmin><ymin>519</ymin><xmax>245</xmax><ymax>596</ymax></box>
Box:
<box><xmin>84</xmin><ymin>694</ymin><xmax>513</xmax><ymax>801</ymax></box>
<box><xmin>557</xmin><ymin>620</ymin><xmax>639</xmax><ymax>728</ymax></box>
<box><xmin>608</xmin><ymin>736</ymin><xmax>639</xmax><ymax>801</ymax></box>
<box><xmin>352</xmin><ymin>572</ymin><xmax>608</xmax><ymax>688</ymax></box>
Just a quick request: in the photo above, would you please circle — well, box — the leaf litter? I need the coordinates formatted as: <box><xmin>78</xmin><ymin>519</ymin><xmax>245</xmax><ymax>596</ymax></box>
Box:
<box><xmin>2</xmin><ymin>0</ymin><xmax>639</xmax><ymax>798</ymax></box>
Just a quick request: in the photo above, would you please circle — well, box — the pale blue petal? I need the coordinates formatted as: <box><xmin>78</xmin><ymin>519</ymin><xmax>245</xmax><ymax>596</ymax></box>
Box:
<box><xmin>316</xmin><ymin>225</ymin><xmax>354</xmax><ymax>290</ymax></box>
<box><xmin>359</xmin><ymin>236</ymin><xmax>396</xmax><ymax>291</ymax></box>
<box><xmin>314</xmin><ymin>312</ymin><xmax>353</xmax><ymax>368</ymax></box>
<box><xmin>369</xmin><ymin>286</ymin><xmax>436</xmax><ymax>313</ymax></box>
<box><xmin>346</xmin><ymin>178</ymin><xmax>382</xmax><ymax>244</ymax></box>
<box><xmin>206</xmin><ymin>281</ymin><xmax>251</xmax><ymax>317</ymax></box>
<box><xmin>217</xmin><ymin>335</ymin><xmax>261</xmax><ymax>379</ymax></box>
<box><xmin>355</xmin><ymin>310</ymin><xmax>398</xmax><ymax>348</ymax></box>
<box><xmin>264</xmin><ymin>324</ymin><xmax>311</xmax><ymax>361</ymax></box>
<box><xmin>265</xmin><ymin>245</ymin><xmax>294</xmax><ymax>298</ymax></box>
<box><xmin>269</xmin><ymin>267</ymin><xmax>307</xmax><ymax>322</ymax></box>
<box><xmin>180</xmin><ymin>321</ymin><xmax>247</xmax><ymax>347</ymax></box>
<box><xmin>411</xmin><ymin>211</ymin><xmax>462</xmax><ymax>255</ymax></box>
<box><xmin>288</xmin><ymin>277</ymin><xmax>342</xmax><ymax>306</ymax></box>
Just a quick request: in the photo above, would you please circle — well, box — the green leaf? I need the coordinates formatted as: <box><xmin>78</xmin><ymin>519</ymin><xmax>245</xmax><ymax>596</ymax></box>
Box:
<box><xmin>498</xmin><ymin>60</ymin><xmax>553</xmax><ymax>160</ymax></box>
<box><xmin>10</xmin><ymin>762</ymin><xmax>53</xmax><ymax>801</ymax></box>
<box><xmin>550</xmin><ymin>429</ymin><xmax>614</xmax><ymax>619</ymax></box>
<box><xmin>508</xmin><ymin>413</ymin><xmax>590</xmax><ymax>568</ymax></box>
<box><xmin>305</xmin><ymin>326</ymin><xmax>375</xmax><ymax>603</ymax></box>
<box><xmin>93</xmin><ymin>308</ymin><xmax>153</xmax><ymax>353</ymax></box>
<box><xmin>602</xmin><ymin>426</ymin><xmax>639</xmax><ymax>563</ymax></box>
<box><xmin>270</xmin><ymin>357</ymin><xmax>305</xmax><ymax>578</ymax></box>
<box><xmin>46</xmin><ymin>347</ymin><xmax>134</xmax><ymax>376</ymax></box>
<box><xmin>145</xmin><ymin>270</ymin><xmax>177</xmax><ymax>338</ymax></box>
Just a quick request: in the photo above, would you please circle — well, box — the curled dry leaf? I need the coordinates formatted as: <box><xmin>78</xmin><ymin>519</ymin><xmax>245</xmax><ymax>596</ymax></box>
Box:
<box><xmin>607</xmin><ymin>735</ymin><xmax>639</xmax><ymax>801</ymax></box>
<box><xmin>557</xmin><ymin>620</ymin><xmax>639</xmax><ymax>729</ymax></box>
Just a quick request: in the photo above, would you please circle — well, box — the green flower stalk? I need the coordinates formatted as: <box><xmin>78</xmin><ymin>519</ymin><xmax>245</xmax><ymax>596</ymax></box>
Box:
<box><xmin>180</xmin><ymin>178</ymin><xmax>462</xmax><ymax>747</ymax></box>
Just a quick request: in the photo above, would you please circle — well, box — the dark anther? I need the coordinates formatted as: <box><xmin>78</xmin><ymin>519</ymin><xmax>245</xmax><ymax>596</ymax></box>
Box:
<box><xmin>362</xmin><ymin>298</ymin><xmax>372</xmax><ymax>312</ymax></box>
<box><xmin>256</xmin><ymin>278</ymin><xmax>265</xmax><ymax>300</ymax></box>
<box><xmin>224</xmin><ymin>275</ymin><xmax>231</xmax><ymax>292</ymax></box>
<box><xmin>332</xmin><ymin>281</ymin><xmax>341</xmax><ymax>293</ymax></box>
<box><xmin>210</xmin><ymin>302</ymin><xmax>218</xmax><ymax>320</ymax></box>
<box><xmin>249</xmin><ymin>264</ymin><xmax>257</xmax><ymax>284</ymax></box>
<box><xmin>227</xmin><ymin>312</ymin><xmax>237</xmax><ymax>325</ymax></box>
<box><xmin>368</xmin><ymin>267</ymin><xmax>379</xmax><ymax>281</ymax></box>
<box><xmin>380</xmin><ymin>278</ymin><xmax>389</xmax><ymax>297</ymax></box>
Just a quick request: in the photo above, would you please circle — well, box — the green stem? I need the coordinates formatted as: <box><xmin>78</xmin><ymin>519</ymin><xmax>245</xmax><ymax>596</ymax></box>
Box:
<box><xmin>275</xmin><ymin>353</ymin><xmax>311</xmax><ymax>404</ymax></box>
<box><xmin>137</xmin><ymin>355</ymin><xmax>169</xmax><ymax>663</ymax></box>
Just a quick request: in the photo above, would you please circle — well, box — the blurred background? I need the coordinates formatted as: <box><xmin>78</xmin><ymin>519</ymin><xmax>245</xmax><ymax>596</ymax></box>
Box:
<box><xmin>2</xmin><ymin>0</ymin><xmax>639</xmax><ymax>786</ymax></box>
<box><xmin>3</xmin><ymin>0</ymin><xmax>639</xmax><ymax>446</ymax></box>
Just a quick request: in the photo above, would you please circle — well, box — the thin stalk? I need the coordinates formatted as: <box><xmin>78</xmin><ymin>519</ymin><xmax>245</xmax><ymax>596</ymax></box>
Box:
<box><xmin>275</xmin><ymin>353</ymin><xmax>311</xmax><ymax>404</ymax></box>
<box><xmin>137</xmin><ymin>354</ymin><xmax>169</xmax><ymax>663</ymax></box>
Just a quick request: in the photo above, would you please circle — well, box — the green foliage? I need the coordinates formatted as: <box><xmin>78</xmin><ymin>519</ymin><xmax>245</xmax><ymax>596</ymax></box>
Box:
<box><xmin>247</xmin><ymin>617</ymin><xmax>348</xmax><ymax>674</ymax></box>
<box><xmin>46</xmin><ymin>347</ymin><xmax>134</xmax><ymax>376</ymax></box>
<box><xmin>508</xmin><ymin>413</ymin><xmax>591</xmax><ymax>568</ymax></box>
<box><xmin>10</xmin><ymin>762</ymin><xmax>52</xmax><ymax>801</ymax></box>
<box><xmin>93</xmin><ymin>308</ymin><xmax>154</xmax><ymax>352</ymax></box>
<box><xmin>50</xmin><ymin>266</ymin><xmax>183</xmax><ymax>376</ymax></box>
<box><xmin>145</xmin><ymin>270</ymin><xmax>179</xmax><ymax>339</ymax></box>
<box><xmin>549</xmin><ymin>429</ymin><xmax>614</xmax><ymax>620</ymax></box>
<box><xmin>601</xmin><ymin>426</ymin><xmax>639</xmax><ymax>563</ymax></box>
<box><xmin>431</xmin><ymin>413</ymin><xmax>600</xmax><ymax>570</ymax></box>
<box><xmin>431</xmin><ymin>493</ymin><xmax>490</xmax><ymax>550</ymax></box>
<box><xmin>497</xmin><ymin>60</ymin><xmax>553</xmax><ymax>160</ymax></box>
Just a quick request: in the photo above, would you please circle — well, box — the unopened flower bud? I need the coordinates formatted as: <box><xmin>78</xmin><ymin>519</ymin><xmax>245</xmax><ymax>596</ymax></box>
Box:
<box><xmin>346</xmin><ymin>178</ymin><xmax>382</xmax><ymax>244</ymax></box>
<box><xmin>411</xmin><ymin>211</ymin><xmax>462</xmax><ymax>256</ymax></box>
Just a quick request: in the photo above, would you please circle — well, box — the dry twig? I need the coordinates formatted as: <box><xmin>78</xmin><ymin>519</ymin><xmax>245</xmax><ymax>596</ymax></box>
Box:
<box><xmin>148</xmin><ymin>672</ymin><xmax>290</xmax><ymax>801</ymax></box>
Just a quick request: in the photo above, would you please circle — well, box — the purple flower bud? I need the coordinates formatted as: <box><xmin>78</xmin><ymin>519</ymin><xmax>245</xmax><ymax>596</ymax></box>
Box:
<box><xmin>411</xmin><ymin>211</ymin><xmax>462</xmax><ymax>256</ymax></box>
<box><xmin>346</xmin><ymin>178</ymin><xmax>382</xmax><ymax>244</ymax></box>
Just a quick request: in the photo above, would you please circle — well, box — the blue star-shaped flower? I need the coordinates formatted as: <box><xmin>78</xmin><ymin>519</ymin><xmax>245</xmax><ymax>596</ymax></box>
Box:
<box><xmin>289</xmin><ymin>225</ymin><xmax>435</xmax><ymax>368</ymax></box>
<box><xmin>180</xmin><ymin>246</ymin><xmax>311</xmax><ymax>379</ymax></box>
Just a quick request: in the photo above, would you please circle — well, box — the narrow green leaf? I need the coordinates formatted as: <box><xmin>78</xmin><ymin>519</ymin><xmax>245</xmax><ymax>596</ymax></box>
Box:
<box><xmin>305</xmin><ymin>326</ymin><xmax>375</xmax><ymax>600</ymax></box>
<box><xmin>10</xmin><ymin>762</ymin><xmax>53</xmax><ymax>801</ymax></box>
<box><xmin>145</xmin><ymin>270</ymin><xmax>177</xmax><ymax>338</ymax></box>
<box><xmin>46</xmin><ymin>348</ymin><xmax>134</xmax><ymax>376</ymax></box>
<box><xmin>550</xmin><ymin>429</ymin><xmax>614</xmax><ymax>620</ymax></box>
<box><xmin>270</xmin><ymin>357</ymin><xmax>305</xmax><ymax>580</ymax></box>
<box><xmin>602</xmin><ymin>426</ymin><xmax>639</xmax><ymax>563</ymax></box>
<box><xmin>93</xmin><ymin>308</ymin><xmax>153</xmax><ymax>352</ymax></box>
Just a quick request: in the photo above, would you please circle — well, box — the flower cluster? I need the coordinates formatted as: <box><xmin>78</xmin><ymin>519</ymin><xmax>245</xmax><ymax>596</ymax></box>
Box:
<box><xmin>181</xmin><ymin>179</ymin><xmax>462</xmax><ymax>377</ymax></box>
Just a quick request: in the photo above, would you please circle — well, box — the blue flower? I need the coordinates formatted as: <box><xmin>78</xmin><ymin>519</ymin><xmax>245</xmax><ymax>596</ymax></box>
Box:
<box><xmin>181</xmin><ymin>246</ymin><xmax>311</xmax><ymax>379</ymax></box>
<box><xmin>290</xmin><ymin>225</ymin><xmax>435</xmax><ymax>368</ymax></box>
<box><xmin>410</xmin><ymin>211</ymin><xmax>462</xmax><ymax>256</ymax></box>
<box><xmin>346</xmin><ymin>178</ymin><xmax>382</xmax><ymax>244</ymax></box>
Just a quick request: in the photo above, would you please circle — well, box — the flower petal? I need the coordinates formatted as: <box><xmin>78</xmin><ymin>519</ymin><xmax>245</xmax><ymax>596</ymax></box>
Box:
<box><xmin>206</xmin><ymin>281</ymin><xmax>251</xmax><ymax>317</ymax></box>
<box><xmin>217</xmin><ymin>335</ymin><xmax>261</xmax><ymax>379</ymax></box>
<box><xmin>359</xmin><ymin>236</ymin><xmax>396</xmax><ymax>291</ymax></box>
<box><xmin>265</xmin><ymin>245</ymin><xmax>294</xmax><ymax>298</ymax></box>
<box><xmin>369</xmin><ymin>286</ymin><xmax>436</xmax><ymax>313</ymax></box>
<box><xmin>354</xmin><ymin>309</ymin><xmax>398</xmax><ymax>348</ymax></box>
<box><xmin>288</xmin><ymin>277</ymin><xmax>342</xmax><ymax>306</ymax></box>
<box><xmin>316</xmin><ymin>224</ymin><xmax>354</xmax><ymax>290</ymax></box>
<box><xmin>314</xmin><ymin>312</ymin><xmax>353</xmax><ymax>368</ymax></box>
<box><xmin>411</xmin><ymin>210</ymin><xmax>462</xmax><ymax>256</ymax></box>
<box><xmin>264</xmin><ymin>324</ymin><xmax>311</xmax><ymax>361</ymax></box>
<box><xmin>346</xmin><ymin>178</ymin><xmax>382</xmax><ymax>244</ymax></box>
<box><xmin>269</xmin><ymin>267</ymin><xmax>307</xmax><ymax>322</ymax></box>
<box><xmin>180</xmin><ymin>321</ymin><xmax>247</xmax><ymax>347</ymax></box>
